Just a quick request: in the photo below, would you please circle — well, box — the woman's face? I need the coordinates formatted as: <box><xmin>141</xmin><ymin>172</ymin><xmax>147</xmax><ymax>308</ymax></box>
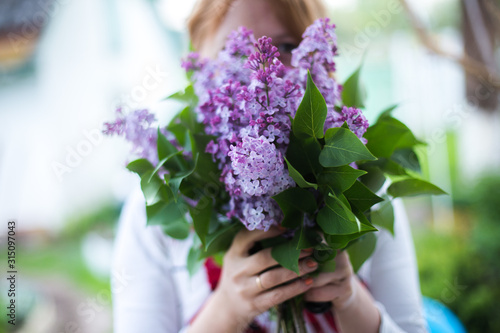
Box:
<box><xmin>201</xmin><ymin>0</ymin><xmax>300</xmax><ymax>65</ymax></box>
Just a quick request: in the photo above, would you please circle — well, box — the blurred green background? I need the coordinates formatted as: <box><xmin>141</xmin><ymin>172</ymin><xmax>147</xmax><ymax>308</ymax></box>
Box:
<box><xmin>1</xmin><ymin>0</ymin><xmax>499</xmax><ymax>332</ymax></box>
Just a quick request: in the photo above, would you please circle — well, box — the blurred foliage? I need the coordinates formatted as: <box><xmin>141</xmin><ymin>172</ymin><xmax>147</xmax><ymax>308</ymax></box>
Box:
<box><xmin>17</xmin><ymin>239</ymin><xmax>110</xmax><ymax>292</ymax></box>
<box><xmin>20</xmin><ymin>202</ymin><xmax>121</xmax><ymax>290</ymax></box>
<box><xmin>329</xmin><ymin>0</ymin><xmax>460</xmax><ymax>41</ymax></box>
<box><xmin>416</xmin><ymin>173</ymin><xmax>500</xmax><ymax>333</ymax></box>
<box><xmin>0</xmin><ymin>202</ymin><xmax>121</xmax><ymax>332</ymax></box>
<box><xmin>62</xmin><ymin>203</ymin><xmax>121</xmax><ymax>241</ymax></box>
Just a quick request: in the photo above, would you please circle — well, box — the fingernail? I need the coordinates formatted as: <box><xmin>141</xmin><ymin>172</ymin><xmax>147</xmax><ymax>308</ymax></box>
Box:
<box><xmin>303</xmin><ymin>248</ymin><xmax>314</xmax><ymax>253</ymax></box>
<box><xmin>305</xmin><ymin>258</ymin><xmax>317</xmax><ymax>268</ymax></box>
<box><xmin>304</xmin><ymin>277</ymin><xmax>314</xmax><ymax>286</ymax></box>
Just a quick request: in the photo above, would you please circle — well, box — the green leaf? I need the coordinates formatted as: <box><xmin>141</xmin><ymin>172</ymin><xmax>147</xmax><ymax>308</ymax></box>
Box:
<box><xmin>166</xmin><ymin>85</ymin><xmax>198</xmax><ymax>107</ymax></box>
<box><xmin>318</xmin><ymin>165</ymin><xmax>367</xmax><ymax>195</ymax></box>
<box><xmin>273</xmin><ymin>187</ymin><xmax>317</xmax><ymax>214</ymax></box>
<box><xmin>166</xmin><ymin>107</ymin><xmax>193</xmax><ymax>148</ymax></box>
<box><xmin>166</xmin><ymin>121</ymin><xmax>188</xmax><ymax>148</ymax></box>
<box><xmin>149</xmin><ymin>151</ymin><xmax>184</xmax><ymax>182</ymax></box>
<box><xmin>146</xmin><ymin>198</ymin><xmax>187</xmax><ymax>222</ymax></box>
<box><xmin>312</xmin><ymin>244</ymin><xmax>337</xmax><ymax>272</ymax></box>
<box><xmin>351</xmin><ymin>205</ymin><xmax>377</xmax><ymax>230</ymax></box>
<box><xmin>313</xmin><ymin>243</ymin><xmax>337</xmax><ymax>262</ymax></box>
<box><xmin>127</xmin><ymin>159</ymin><xmax>155</xmax><ymax>177</ymax></box>
<box><xmin>157</xmin><ymin>128</ymin><xmax>176</xmax><ymax>160</ymax></box>
<box><xmin>391</xmin><ymin>148</ymin><xmax>421</xmax><ymax>173</ymax></box>
<box><xmin>336</xmin><ymin>193</ymin><xmax>352</xmax><ymax>209</ymax></box>
<box><xmin>145</xmin><ymin>200</ymin><xmax>189</xmax><ymax>239</ymax></box>
<box><xmin>140</xmin><ymin>171</ymin><xmax>169</xmax><ymax>205</ymax></box>
<box><xmin>387</xmin><ymin>179</ymin><xmax>447</xmax><ymax>198</ymax></box>
<box><xmin>285</xmin><ymin>158</ymin><xmax>318</xmax><ymax>189</ymax></box>
<box><xmin>319</xmin><ymin>127</ymin><xmax>376</xmax><ymax>167</ymax></box>
<box><xmin>293</xmin><ymin>71</ymin><xmax>328</xmax><ymax>140</ymax></box>
<box><xmin>341</xmin><ymin>65</ymin><xmax>366</xmax><ymax>108</ymax></box>
<box><xmin>316</xmin><ymin>195</ymin><xmax>361</xmax><ymax>235</ymax></box>
<box><xmin>325</xmin><ymin>233</ymin><xmax>365</xmax><ymax>250</ymax></box>
<box><xmin>189</xmin><ymin>197</ymin><xmax>213</xmax><ymax>246</ymax></box>
<box><xmin>346</xmin><ymin>232</ymin><xmax>377</xmax><ymax>272</ymax></box>
<box><xmin>259</xmin><ymin>235</ymin><xmax>289</xmax><ymax>249</ymax></box>
<box><xmin>364</xmin><ymin>117</ymin><xmax>421</xmax><ymax>158</ymax></box>
<box><xmin>358</xmin><ymin>164</ymin><xmax>386</xmax><ymax>193</ymax></box>
<box><xmin>319</xmin><ymin>258</ymin><xmax>337</xmax><ymax>273</ymax></box>
<box><xmin>162</xmin><ymin>219</ymin><xmax>190</xmax><ymax>239</ymax></box>
<box><xmin>377</xmin><ymin>104</ymin><xmax>398</xmax><ymax>121</ymax></box>
<box><xmin>273</xmin><ymin>187</ymin><xmax>317</xmax><ymax>229</ymax></box>
<box><xmin>179</xmin><ymin>105</ymin><xmax>203</xmax><ymax>133</ymax></box>
<box><xmin>297</xmin><ymin>227</ymin><xmax>322</xmax><ymax>249</ymax></box>
<box><xmin>370</xmin><ymin>199</ymin><xmax>395</xmax><ymax>235</ymax></box>
<box><xmin>204</xmin><ymin>222</ymin><xmax>242</xmax><ymax>256</ymax></box>
<box><xmin>187</xmin><ymin>245</ymin><xmax>203</xmax><ymax>276</ymax></box>
<box><xmin>157</xmin><ymin>129</ymin><xmax>187</xmax><ymax>172</ymax></box>
<box><xmin>380</xmin><ymin>159</ymin><xmax>408</xmax><ymax>176</ymax></box>
<box><xmin>271</xmin><ymin>232</ymin><xmax>301</xmax><ymax>274</ymax></box>
<box><xmin>191</xmin><ymin>133</ymin><xmax>221</xmax><ymax>181</ymax></box>
<box><xmin>286</xmin><ymin>133</ymin><xmax>323</xmax><ymax>177</ymax></box>
<box><xmin>168</xmin><ymin>154</ymin><xmax>198</xmax><ymax>201</ymax></box>
<box><xmin>344</xmin><ymin>181</ymin><xmax>384</xmax><ymax>212</ymax></box>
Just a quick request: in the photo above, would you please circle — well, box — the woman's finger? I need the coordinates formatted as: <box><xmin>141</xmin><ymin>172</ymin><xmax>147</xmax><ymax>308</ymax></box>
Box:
<box><xmin>304</xmin><ymin>284</ymin><xmax>345</xmax><ymax>302</ymax></box>
<box><xmin>246</xmin><ymin>247</ymin><xmax>313</xmax><ymax>275</ymax></box>
<box><xmin>256</xmin><ymin>257</ymin><xmax>318</xmax><ymax>291</ymax></box>
<box><xmin>334</xmin><ymin>250</ymin><xmax>350</xmax><ymax>266</ymax></box>
<box><xmin>254</xmin><ymin>277</ymin><xmax>314</xmax><ymax>312</ymax></box>
<box><xmin>308</xmin><ymin>264</ymin><xmax>352</xmax><ymax>288</ymax></box>
<box><xmin>231</xmin><ymin>227</ymin><xmax>284</xmax><ymax>256</ymax></box>
<box><xmin>304</xmin><ymin>276</ymin><xmax>356</xmax><ymax>308</ymax></box>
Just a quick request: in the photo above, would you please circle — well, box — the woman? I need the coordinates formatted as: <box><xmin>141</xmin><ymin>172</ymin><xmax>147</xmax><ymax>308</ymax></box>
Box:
<box><xmin>112</xmin><ymin>0</ymin><xmax>428</xmax><ymax>332</ymax></box>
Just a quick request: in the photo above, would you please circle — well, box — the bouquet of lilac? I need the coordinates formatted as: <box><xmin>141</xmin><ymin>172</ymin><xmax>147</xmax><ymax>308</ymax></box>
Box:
<box><xmin>105</xmin><ymin>18</ymin><xmax>444</xmax><ymax>332</ymax></box>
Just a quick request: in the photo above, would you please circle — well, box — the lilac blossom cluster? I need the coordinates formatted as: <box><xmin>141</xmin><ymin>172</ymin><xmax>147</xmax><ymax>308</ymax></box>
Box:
<box><xmin>182</xmin><ymin>18</ymin><xmax>368</xmax><ymax>231</ymax></box>
<box><xmin>103</xmin><ymin>108</ymin><xmax>159</xmax><ymax>164</ymax></box>
<box><xmin>104</xmin><ymin>18</ymin><xmax>369</xmax><ymax>231</ymax></box>
<box><xmin>184</xmin><ymin>33</ymin><xmax>299</xmax><ymax>231</ymax></box>
<box><xmin>338</xmin><ymin>106</ymin><xmax>369</xmax><ymax>143</ymax></box>
<box><xmin>291</xmin><ymin>18</ymin><xmax>343</xmax><ymax>129</ymax></box>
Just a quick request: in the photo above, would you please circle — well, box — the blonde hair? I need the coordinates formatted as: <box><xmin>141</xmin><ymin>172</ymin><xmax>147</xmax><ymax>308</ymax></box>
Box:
<box><xmin>187</xmin><ymin>0</ymin><xmax>326</xmax><ymax>52</ymax></box>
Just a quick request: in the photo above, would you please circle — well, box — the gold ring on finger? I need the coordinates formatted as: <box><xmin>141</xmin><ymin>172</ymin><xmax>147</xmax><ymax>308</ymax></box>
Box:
<box><xmin>256</xmin><ymin>275</ymin><xmax>265</xmax><ymax>290</ymax></box>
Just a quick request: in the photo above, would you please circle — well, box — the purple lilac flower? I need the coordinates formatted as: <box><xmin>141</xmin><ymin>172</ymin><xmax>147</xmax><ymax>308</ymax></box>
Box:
<box><xmin>325</xmin><ymin>106</ymin><xmax>369</xmax><ymax>143</ymax></box>
<box><xmin>225</xmin><ymin>136</ymin><xmax>294</xmax><ymax>230</ymax></box>
<box><xmin>226</xmin><ymin>136</ymin><xmax>294</xmax><ymax>197</ymax></box>
<box><xmin>224</xmin><ymin>27</ymin><xmax>258</xmax><ymax>58</ymax></box>
<box><xmin>290</xmin><ymin>17</ymin><xmax>342</xmax><ymax>115</ymax></box>
<box><xmin>104</xmin><ymin>108</ymin><xmax>158</xmax><ymax>164</ymax></box>
<box><xmin>105</xmin><ymin>18</ymin><xmax>370</xmax><ymax>231</ymax></box>
<box><xmin>340</xmin><ymin>106</ymin><xmax>369</xmax><ymax>142</ymax></box>
<box><xmin>178</xmin><ymin>18</ymin><xmax>368</xmax><ymax>231</ymax></box>
<box><xmin>181</xmin><ymin>52</ymin><xmax>206</xmax><ymax>72</ymax></box>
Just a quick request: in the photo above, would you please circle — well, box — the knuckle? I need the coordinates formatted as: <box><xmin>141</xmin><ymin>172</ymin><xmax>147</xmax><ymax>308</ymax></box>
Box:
<box><xmin>235</xmin><ymin>284</ymin><xmax>247</xmax><ymax>298</ymax></box>
<box><xmin>260</xmin><ymin>273</ymin><xmax>271</xmax><ymax>289</ymax></box>
<box><xmin>257</xmin><ymin>295</ymin><xmax>273</xmax><ymax>311</ymax></box>
<box><xmin>300</xmin><ymin>258</ymin><xmax>317</xmax><ymax>274</ymax></box>
<box><xmin>307</xmin><ymin>288</ymin><xmax>319</xmax><ymax>299</ymax></box>
<box><xmin>231</xmin><ymin>272</ymin><xmax>246</xmax><ymax>286</ymax></box>
<box><xmin>286</xmin><ymin>280</ymin><xmax>305</xmax><ymax>297</ymax></box>
<box><xmin>270</xmin><ymin>289</ymin><xmax>284</xmax><ymax>305</ymax></box>
<box><xmin>263</xmin><ymin>249</ymin><xmax>274</xmax><ymax>262</ymax></box>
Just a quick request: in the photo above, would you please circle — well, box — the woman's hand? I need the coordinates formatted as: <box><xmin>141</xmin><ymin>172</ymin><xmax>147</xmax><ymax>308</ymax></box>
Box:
<box><xmin>188</xmin><ymin>228</ymin><xmax>318</xmax><ymax>332</ymax></box>
<box><xmin>305</xmin><ymin>250</ymin><xmax>381</xmax><ymax>333</ymax></box>
<box><xmin>304</xmin><ymin>250</ymin><xmax>355</xmax><ymax>309</ymax></box>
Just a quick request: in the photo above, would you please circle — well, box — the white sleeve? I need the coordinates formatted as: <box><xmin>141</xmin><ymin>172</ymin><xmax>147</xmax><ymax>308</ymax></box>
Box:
<box><xmin>111</xmin><ymin>189</ymin><xmax>211</xmax><ymax>333</ymax></box>
<box><xmin>111</xmin><ymin>189</ymin><xmax>184</xmax><ymax>333</ymax></box>
<box><xmin>358</xmin><ymin>200</ymin><xmax>428</xmax><ymax>333</ymax></box>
